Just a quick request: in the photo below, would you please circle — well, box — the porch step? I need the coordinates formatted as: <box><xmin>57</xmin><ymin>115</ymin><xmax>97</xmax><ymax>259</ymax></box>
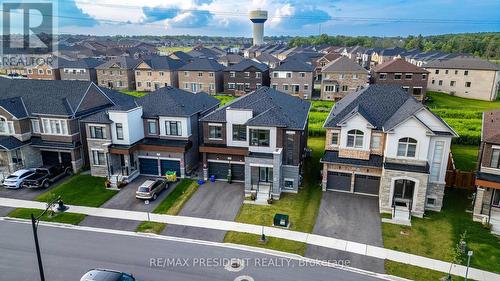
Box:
<box><xmin>490</xmin><ymin>218</ymin><xmax>500</xmax><ymax>235</ymax></box>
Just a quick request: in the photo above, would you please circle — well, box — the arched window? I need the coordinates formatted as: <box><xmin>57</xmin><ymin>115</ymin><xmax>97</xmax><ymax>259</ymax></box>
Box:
<box><xmin>347</xmin><ymin>129</ymin><xmax>364</xmax><ymax>148</ymax></box>
<box><xmin>397</xmin><ymin>137</ymin><xmax>417</xmax><ymax>157</ymax></box>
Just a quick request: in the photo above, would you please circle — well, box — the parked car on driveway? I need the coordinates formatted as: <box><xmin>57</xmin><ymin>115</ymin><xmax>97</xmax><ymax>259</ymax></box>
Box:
<box><xmin>135</xmin><ymin>179</ymin><xmax>168</xmax><ymax>200</ymax></box>
<box><xmin>1</xmin><ymin>169</ymin><xmax>35</xmax><ymax>189</ymax></box>
<box><xmin>21</xmin><ymin>164</ymin><xmax>73</xmax><ymax>189</ymax></box>
<box><xmin>80</xmin><ymin>268</ymin><xmax>136</xmax><ymax>281</ymax></box>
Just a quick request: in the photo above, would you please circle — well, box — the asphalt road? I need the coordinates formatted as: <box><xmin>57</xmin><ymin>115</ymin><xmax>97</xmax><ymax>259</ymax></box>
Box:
<box><xmin>0</xmin><ymin>220</ymin><xmax>386</xmax><ymax>281</ymax></box>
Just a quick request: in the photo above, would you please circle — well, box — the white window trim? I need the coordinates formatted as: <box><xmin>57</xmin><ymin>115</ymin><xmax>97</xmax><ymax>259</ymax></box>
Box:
<box><xmin>31</xmin><ymin>119</ymin><xmax>41</xmax><ymax>134</ymax></box>
<box><xmin>91</xmin><ymin>149</ymin><xmax>106</xmax><ymax>167</ymax></box>
<box><xmin>208</xmin><ymin>123</ymin><xmax>223</xmax><ymax>140</ymax></box>
<box><xmin>283</xmin><ymin>178</ymin><xmax>295</xmax><ymax>190</ymax></box>
<box><xmin>41</xmin><ymin>118</ymin><xmax>69</xmax><ymax>136</ymax></box>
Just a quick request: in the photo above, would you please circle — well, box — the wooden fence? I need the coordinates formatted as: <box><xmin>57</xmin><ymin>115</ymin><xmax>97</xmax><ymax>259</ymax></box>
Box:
<box><xmin>445</xmin><ymin>152</ymin><xmax>476</xmax><ymax>190</ymax></box>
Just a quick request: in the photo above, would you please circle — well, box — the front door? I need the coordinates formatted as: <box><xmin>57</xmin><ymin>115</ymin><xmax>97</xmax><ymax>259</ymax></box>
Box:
<box><xmin>259</xmin><ymin>167</ymin><xmax>273</xmax><ymax>183</ymax></box>
<box><xmin>393</xmin><ymin>179</ymin><xmax>415</xmax><ymax>205</ymax></box>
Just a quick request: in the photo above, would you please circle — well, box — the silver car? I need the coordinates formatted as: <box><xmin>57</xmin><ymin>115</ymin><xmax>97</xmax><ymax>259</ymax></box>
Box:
<box><xmin>135</xmin><ymin>179</ymin><xmax>168</xmax><ymax>200</ymax></box>
<box><xmin>2</xmin><ymin>169</ymin><xmax>35</xmax><ymax>189</ymax></box>
<box><xmin>80</xmin><ymin>268</ymin><xmax>136</xmax><ymax>281</ymax></box>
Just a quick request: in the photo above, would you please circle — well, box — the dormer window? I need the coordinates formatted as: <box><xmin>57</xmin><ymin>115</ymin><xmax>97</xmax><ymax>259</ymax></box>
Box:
<box><xmin>347</xmin><ymin>129</ymin><xmax>364</xmax><ymax>148</ymax></box>
<box><xmin>397</xmin><ymin>137</ymin><xmax>417</xmax><ymax>157</ymax></box>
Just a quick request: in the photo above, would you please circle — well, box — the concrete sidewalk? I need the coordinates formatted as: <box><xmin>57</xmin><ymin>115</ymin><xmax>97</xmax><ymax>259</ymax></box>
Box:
<box><xmin>1</xmin><ymin>197</ymin><xmax>498</xmax><ymax>281</ymax></box>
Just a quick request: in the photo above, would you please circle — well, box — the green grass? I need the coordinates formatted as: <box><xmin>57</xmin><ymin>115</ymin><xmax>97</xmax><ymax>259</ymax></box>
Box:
<box><xmin>121</xmin><ymin>90</ymin><xmax>147</xmax><ymax>97</ymax></box>
<box><xmin>36</xmin><ymin>175</ymin><xmax>117</xmax><ymax>207</ymax></box>
<box><xmin>382</xmin><ymin>188</ymin><xmax>500</xmax><ymax>273</ymax></box>
<box><xmin>385</xmin><ymin>261</ymin><xmax>465</xmax><ymax>281</ymax></box>
<box><xmin>451</xmin><ymin>144</ymin><xmax>479</xmax><ymax>171</ymax></box>
<box><xmin>158</xmin><ymin>46</ymin><xmax>193</xmax><ymax>54</ymax></box>
<box><xmin>427</xmin><ymin>91</ymin><xmax>500</xmax><ymax>110</ymax></box>
<box><xmin>224</xmin><ymin>137</ymin><xmax>325</xmax><ymax>255</ymax></box>
<box><xmin>214</xmin><ymin>94</ymin><xmax>237</xmax><ymax>106</ymax></box>
<box><xmin>9</xmin><ymin>208</ymin><xmax>86</xmax><ymax>225</ymax></box>
<box><xmin>136</xmin><ymin>179</ymin><xmax>198</xmax><ymax>234</ymax></box>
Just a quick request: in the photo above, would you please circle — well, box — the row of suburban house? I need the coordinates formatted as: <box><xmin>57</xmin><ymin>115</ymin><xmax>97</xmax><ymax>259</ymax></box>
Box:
<box><xmin>1</xmin><ymin>76</ymin><xmax>498</xmax><ymax>232</ymax></box>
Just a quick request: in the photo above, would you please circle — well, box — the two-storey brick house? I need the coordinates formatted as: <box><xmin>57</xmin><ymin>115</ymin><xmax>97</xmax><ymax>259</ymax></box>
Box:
<box><xmin>82</xmin><ymin>87</ymin><xmax>219</xmax><ymax>184</ymax></box>
<box><xmin>0</xmin><ymin>77</ymin><xmax>135</xmax><ymax>177</ymax></box>
<box><xmin>223</xmin><ymin>59</ymin><xmax>270</xmax><ymax>96</ymax></box>
<box><xmin>320</xmin><ymin>56</ymin><xmax>369</xmax><ymax>101</ymax></box>
<box><xmin>96</xmin><ymin>57</ymin><xmax>141</xmax><ymax>90</ymax></box>
<box><xmin>473</xmin><ymin>110</ymin><xmax>500</xmax><ymax>234</ymax></box>
<box><xmin>321</xmin><ymin>85</ymin><xmax>457</xmax><ymax>220</ymax></box>
<box><xmin>199</xmin><ymin>87</ymin><xmax>311</xmax><ymax>203</ymax></box>
<box><xmin>178</xmin><ymin>58</ymin><xmax>225</xmax><ymax>94</ymax></box>
<box><xmin>134</xmin><ymin>56</ymin><xmax>185</xmax><ymax>91</ymax></box>
<box><xmin>59</xmin><ymin>58</ymin><xmax>104</xmax><ymax>83</ymax></box>
<box><xmin>270</xmin><ymin>59</ymin><xmax>314</xmax><ymax>99</ymax></box>
<box><xmin>372</xmin><ymin>58</ymin><xmax>429</xmax><ymax>101</ymax></box>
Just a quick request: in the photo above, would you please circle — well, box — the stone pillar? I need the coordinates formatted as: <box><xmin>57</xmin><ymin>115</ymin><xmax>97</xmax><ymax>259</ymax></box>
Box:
<box><xmin>244</xmin><ymin>161</ymin><xmax>252</xmax><ymax>195</ymax></box>
<box><xmin>272</xmin><ymin>152</ymin><xmax>282</xmax><ymax>199</ymax></box>
<box><xmin>321</xmin><ymin>164</ymin><xmax>328</xmax><ymax>191</ymax></box>
<box><xmin>473</xmin><ymin>187</ymin><xmax>485</xmax><ymax>222</ymax></box>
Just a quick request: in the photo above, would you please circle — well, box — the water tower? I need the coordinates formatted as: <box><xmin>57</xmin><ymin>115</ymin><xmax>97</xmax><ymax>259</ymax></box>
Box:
<box><xmin>249</xmin><ymin>10</ymin><xmax>268</xmax><ymax>46</ymax></box>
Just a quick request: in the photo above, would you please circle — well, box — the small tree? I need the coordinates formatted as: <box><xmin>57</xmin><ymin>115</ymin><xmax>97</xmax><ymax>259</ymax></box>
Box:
<box><xmin>446</xmin><ymin>231</ymin><xmax>468</xmax><ymax>280</ymax></box>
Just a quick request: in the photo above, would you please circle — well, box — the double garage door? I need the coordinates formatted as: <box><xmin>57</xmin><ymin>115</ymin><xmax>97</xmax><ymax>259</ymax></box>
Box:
<box><xmin>41</xmin><ymin>151</ymin><xmax>72</xmax><ymax>166</ymax></box>
<box><xmin>208</xmin><ymin>162</ymin><xmax>244</xmax><ymax>181</ymax></box>
<box><xmin>139</xmin><ymin>158</ymin><xmax>181</xmax><ymax>177</ymax></box>
<box><xmin>326</xmin><ymin>172</ymin><xmax>380</xmax><ymax>196</ymax></box>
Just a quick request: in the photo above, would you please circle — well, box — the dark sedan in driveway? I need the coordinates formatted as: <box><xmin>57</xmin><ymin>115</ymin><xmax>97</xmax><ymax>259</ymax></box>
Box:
<box><xmin>135</xmin><ymin>179</ymin><xmax>168</xmax><ymax>200</ymax></box>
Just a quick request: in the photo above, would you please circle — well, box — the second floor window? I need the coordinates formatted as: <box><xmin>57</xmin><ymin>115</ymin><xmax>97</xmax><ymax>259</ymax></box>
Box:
<box><xmin>166</xmin><ymin>121</ymin><xmax>182</xmax><ymax>136</ymax></box>
<box><xmin>379</xmin><ymin>73</ymin><xmax>387</xmax><ymax>80</ymax></box>
<box><xmin>116</xmin><ymin>123</ymin><xmax>124</xmax><ymax>140</ymax></box>
<box><xmin>148</xmin><ymin>120</ymin><xmax>157</xmax><ymax>135</ymax></box>
<box><xmin>31</xmin><ymin>120</ymin><xmax>40</xmax><ymax>134</ymax></box>
<box><xmin>250</xmin><ymin>129</ymin><xmax>270</xmax><ymax>147</ymax></box>
<box><xmin>331</xmin><ymin>132</ymin><xmax>339</xmax><ymax>145</ymax></box>
<box><xmin>491</xmin><ymin>149</ymin><xmax>500</xmax><ymax>169</ymax></box>
<box><xmin>90</xmin><ymin>126</ymin><xmax>105</xmax><ymax>139</ymax></box>
<box><xmin>347</xmin><ymin>129</ymin><xmax>364</xmax><ymax>148</ymax></box>
<box><xmin>209</xmin><ymin>125</ymin><xmax>222</xmax><ymax>139</ymax></box>
<box><xmin>371</xmin><ymin>135</ymin><xmax>381</xmax><ymax>149</ymax></box>
<box><xmin>42</xmin><ymin>119</ymin><xmax>68</xmax><ymax>135</ymax></box>
<box><xmin>230</xmin><ymin>72</ymin><xmax>235</xmax><ymax>78</ymax></box>
<box><xmin>397</xmin><ymin>137</ymin><xmax>417</xmax><ymax>157</ymax></box>
<box><xmin>0</xmin><ymin>117</ymin><xmax>14</xmax><ymax>135</ymax></box>
<box><xmin>394</xmin><ymin>73</ymin><xmax>402</xmax><ymax>80</ymax></box>
<box><xmin>232</xmin><ymin>125</ymin><xmax>246</xmax><ymax>141</ymax></box>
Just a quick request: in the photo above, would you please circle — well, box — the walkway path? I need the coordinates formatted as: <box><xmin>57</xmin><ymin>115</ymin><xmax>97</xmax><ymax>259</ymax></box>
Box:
<box><xmin>0</xmin><ymin>197</ymin><xmax>497</xmax><ymax>281</ymax></box>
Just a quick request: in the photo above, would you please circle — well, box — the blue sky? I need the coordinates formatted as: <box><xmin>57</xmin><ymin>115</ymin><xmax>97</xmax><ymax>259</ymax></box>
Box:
<box><xmin>24</xmin><ymin>0</ymin><xmax>500</xmax><ymax>36</ymax></box>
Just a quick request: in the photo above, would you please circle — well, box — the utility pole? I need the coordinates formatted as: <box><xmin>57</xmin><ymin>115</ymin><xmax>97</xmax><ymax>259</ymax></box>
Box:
<box><xmin>465</xmin><ymin>250</ymin><xmax>473</xmax><ymax>281</ymax></box>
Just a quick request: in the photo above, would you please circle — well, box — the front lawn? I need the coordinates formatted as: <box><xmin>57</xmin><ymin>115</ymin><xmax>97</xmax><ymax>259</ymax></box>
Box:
<box><xmin>224</xmin><ymin>137</ymin><xmax>324</xmax><ymax>255</ymax></box>
<box><xmin>385</xmin><ymin>261</ymin><xmax>464</xmax><ymax>281</ymax></box>
<box><xmin>136</xmin><ymin>179</ymin><xmax>198</xmax><ymax>234</ymax></box>
<box><xmin>36</xmin><ymin>175</ymin><xmax>117</xmax><ymax>207</ymax></box>
<box><xmin>451</xmin><ymin>144</ymin><xmax>479</xmax><ymax>171</ymax></box>
<box><xmin>9</xmin><ymin>208</ymin><xmax>86</xmax><ymax>225</ymax></box>
<box><xmin>382</xmin><ymin>188</ymin><xmax>500</xmax><ymax>274</ymax></box>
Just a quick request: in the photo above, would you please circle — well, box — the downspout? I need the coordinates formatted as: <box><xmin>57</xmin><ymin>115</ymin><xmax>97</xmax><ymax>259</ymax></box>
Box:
<box><xmin>488</xmin><ymin>189</ymin><xmax>494</xmax><ymax>224</ymax></box>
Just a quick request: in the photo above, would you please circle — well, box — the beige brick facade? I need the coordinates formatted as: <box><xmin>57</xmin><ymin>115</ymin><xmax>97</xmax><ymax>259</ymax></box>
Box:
<box><xmin>321</xmin><ymin>72</ymin><xmax>368</xmax><ymax>100</ymax></box>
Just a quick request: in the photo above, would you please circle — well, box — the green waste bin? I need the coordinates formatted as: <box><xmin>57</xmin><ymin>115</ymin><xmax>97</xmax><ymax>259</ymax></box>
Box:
<box><xmin>273</xmin><ymin>213</ymin><xmax>289</xmax><ymax>228</ymax></box>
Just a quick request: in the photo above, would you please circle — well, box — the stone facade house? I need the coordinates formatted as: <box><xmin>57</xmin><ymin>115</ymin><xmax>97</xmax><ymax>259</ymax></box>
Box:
<box><xmin>372</xmin><ymin>58</ymin><xmax>429</xmax><ymax>101</ymax></box>
<box><xmin>223</xmin><ymin>59</ymin><xmax>270</xmax><ymax>96</ymax></box>
<box><xmin>178</xmin><ymin>58</ymin><xmax>225</xmax><ymax>94</ymax></box>
<box><xmin>82</xmin><ymin>87</ymin><xmax>219</xmax><ymax>185</ymax></box>
<box><xmin>320</xmin><ymin>56</ymin><xmax>369</xmax><ymax>101</ymax></box>
<box><xmin>425</xmin><ymin>57</ymin><xmax>500</xmax><ymax>101</ymax></box>
<box><xmin>59</xmin><ymin>58</ymin><xmax>104</xmax><ymax>83</ymax></box>
<box><xmin>0</xmin><ymin>77</ymin><xmax>134</xmax><ymax>178</ymax></box>
<box><xmin>199</xmin><ymin>87</ymin><xmax>311</xmax><ymax>204</ymax></box>
<box><xmin>26</xmin><ymin>63</ymin><xmax>61</xmax><ymax>80</ymax></box>
<box><xmin>314</xmin><ymin>52</ymin><xmax>341</xmax><ymax>81</ymax></box>
<box><xmin>473</xmin><ymin>110</ymin><xmax>500</xmax><ymax>234</ymax></box>
<box><xmin>96</xmin><ymin>57</ymin><xmax>141</xmax><ymax>90</ymax></box>
<box><xmin>134</xmin><ymin>56</ymin><xmax>185</xmax><ymax>91</ymax></box>
<box><xmin>321</xmin><ymin>85</ymin><xmax>457</xmax><ymax>221</ymax></box>
<box><xmin>370</xmin><ymin>47</ymin><xmax>406</xmax><ymax>66</ymax></box>
<box><xmin>270</xmin><ymin>59</ymin><xmax>314</xmax><ymax>99</ymax></box>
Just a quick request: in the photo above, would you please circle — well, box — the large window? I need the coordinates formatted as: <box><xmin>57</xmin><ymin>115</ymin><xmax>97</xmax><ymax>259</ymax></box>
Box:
<box><xmin>0</xmin><ymin>117</ymin><xmax>14</xmax><ymax>134</ymax></box>
<box><xmin>90</xmin><ymin>126</ymin><xmax>105</xmax><ymax>139</ymax></box>
<box><xmin>91</xmin><ymin>150</ymin><xmax>106</xmax><ymax>166</ymax></box>
<box><xmin>250</xmin><ymin>129</ymin><xmax>270</xmax><ymax>147</ymax></box>
<box><xmin>397</xmin><ymin>137</ymin><xmax>417</xmax><ymax>157</ymax></box>
<box><xmin>371</xmin><ymin>135</ymin><xmax>381</xmax><ymax>149</ymax></box>
<box><xmin>491</xmin><ymin>149</ymin><xmax>500</xmax><ymax>169</ymax></box>
<box><xmin>115</xmin><ymin>123</ymin><xmax>124</xmax><ymax>140</ymax></box>
<box><xmin>232</xmin><ymin>124</ymin><xmax>246</xmax><ymax>141</ymax></box>
<box><xmin>430</xmin><ymin>141</ymin><xmax>445</xmax><ymax>182</ymax></box>
<box><xmin>346</xmin><ymin>129</ymin><xmax>364</xmax><ymax>148</ymax></box>
<box><xmin>42</xmin><ymin>119</ymin><xmax>68</xmax><ymax>135</ymax></box>
<box><xmin>148</xmin><ymin>120</ymin><xmax>157</xmax><ymax>135</ymax></box>
<box><xmin>31</xmin><ymin>120</ymin><xmax>40</xmax><ymax>133</ymax></box>
<box><xmin>209</xmin><ymin>125</ymin><xmax>222</xmax><ymax>139</ymax></box>
<box><xmin>285</xmin><ymin>133</ymin><xmax>294</xmax><ymax>164</ymax></box>
<box><xmin>166</xmin><ymin>121</ymin><xmax>182</xmax><ymax>136</ymax></box>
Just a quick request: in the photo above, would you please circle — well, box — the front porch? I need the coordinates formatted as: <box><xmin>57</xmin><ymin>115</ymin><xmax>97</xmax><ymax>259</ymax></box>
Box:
<box><xmin>244</xmin><ymin>149</ymin><xmax>283</xmax><ymax>203</ymax></box>
<box><xmin>473</xmin><ymin>173</ymin><xmax>500</xmax><ymax>234</ymax></box>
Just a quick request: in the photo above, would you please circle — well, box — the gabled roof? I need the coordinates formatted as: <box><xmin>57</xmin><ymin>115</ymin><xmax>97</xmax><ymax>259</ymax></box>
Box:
<box><xmin>178</xmin><ymin>58</ymin><xmax>224</xmax><ymax>72</ymax></box>
<box><xmin>379</xmin><ymin>47</ymin><xmax>406</xmax><ymax>57</ymax></box>
<box><xmin>324</xmin><ymin>84</ymin><xmax>454</xmax><ymax>136</ymax></box>
<box><xmin>255</xmin><ymin>52</ymin><xmax>280</xmax><ymax>64</ymax></box>
<box><xmin>424</xmin><ymin>57</ymin><xmax>500</xmax><ymax>71</ymax></box>
<box><xmin>482</xmin><ymin>110</ymin><xmax>500</xmax><ymax>143</ymax></box>
<box><xmin>322</xmin><ymin>56</ymin><xmax>368</xmax><ymax>73</ymax></box>
<box><xmin>136</xmin><ymin>87</ymin><xmax>220</xmax><ymax>118</ymax></box>
<box><xmin>0</xmin><ymin>97</ymin><xmax>28</xmax><ymax>118</ymax></box>
<box><xmin>201</xmin><ymin>87</ymin><xmax>311</xmax><ymax>130</ymax></box>
<box><xmin>224</xmin><ymin>59</ymin><xmax>268</xmax><ymax>72</ymax></box>
<box><xmin>137</xmin><ymin>56</ymin><xmax>185</xmax><ymax>71</ymax></box>
<box><xmin>0</xmin><ymin>136</ymin><xmax>29</xmax><ymax>150</ymax></box>
<box><xmin>317</xmin><ymin>53</ymin><xmax>341</xmax><ymax>63</ymax></box>
<box><xmin>169</xmin><ymin>51</ymin><xmax>193</xmax><ymax>62</ymax></box>
<box><xmin>58</xmin><ymin>57</ymin><xmax>105</xmax><ymax>69</ymax></box>
<box><xmin>95</xmin><ymin>57</ymin><xmax>141</xmax><ymax>70</ymax></box>
<box><xmin>372</xmin><ymin>58</ymin><xmax>429</xmax><ymax>73</ymax></box>
<box><xmin>273</xmin><ymin>58</ymin><xmax>314</xmax><ymax>72</ymax></box>
<box><xmin>218</xmin><ymin>54</ymin><xmax>244</xmax><ymax>64</ymax></box>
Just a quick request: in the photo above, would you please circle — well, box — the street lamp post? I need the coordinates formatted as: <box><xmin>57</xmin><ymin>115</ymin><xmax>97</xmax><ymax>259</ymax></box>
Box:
<box><xmin>465</xmin><ymin>250</ymin><xmax>473</xmax><ymax>281</ymax></box>
<box><xmin>31</xmin><ymin>196</ymin><xmax>68</xmax><ymax>281</ymax></box>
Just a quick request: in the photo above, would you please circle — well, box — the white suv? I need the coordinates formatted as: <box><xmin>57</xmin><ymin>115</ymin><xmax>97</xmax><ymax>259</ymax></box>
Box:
<box><xmin>2</xmin><ymin>169</ymin><xmax>35</xmax><ymax>189</ymax></box>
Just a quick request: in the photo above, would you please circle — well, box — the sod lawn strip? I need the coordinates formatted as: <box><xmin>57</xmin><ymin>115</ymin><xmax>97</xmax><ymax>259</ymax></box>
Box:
<box><xmin>9</xmin><ymin>208</ymin><xmax>86</xmax><ymax>225</ymax></box>
<box><xmin>385</xmin><ymin>261</ymin><xmax>465</xmax><ymax>281</ymax></box>
<box><xmin>135</xmin><ymin>179</ymin><xmax>198</xmax><ymax>234</ymax></box>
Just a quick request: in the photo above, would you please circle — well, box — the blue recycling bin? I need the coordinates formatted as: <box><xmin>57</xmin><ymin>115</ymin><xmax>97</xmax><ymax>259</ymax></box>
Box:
<box><xmin>210</xmin><ymin>175</ymin><xmax>216</xmax><ymax>182</ymax></box>
<box><xmin>197</xmin><ymin>179</ymin><xmax>205</xmax><ymax>185</ymax></box>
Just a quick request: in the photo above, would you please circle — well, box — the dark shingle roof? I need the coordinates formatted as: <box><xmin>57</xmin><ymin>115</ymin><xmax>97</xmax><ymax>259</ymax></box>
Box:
<box><xmin>424</xmin><ymin>57</ymin><xmax>500</xmax><ymax>71</ymax></box>
<box><xmin>201</xmin><ymin>87</ymin><xmax>310</xmax><ymax>130</ymax></box>
<box><xmin>138</xmin><ymin>56</ymin><xmax>185</xmax><ymax>70</ymax></box>
<box><xmin>135</xmin><ymin>87</ymin><xmax>220</xmax><ymax>118</ymax></box>
<box><xmin>273</xmin><ymin>58</ymin><xmax>314</xmax><ymax>72</ymax></box>
<box><xmin>58</xmin><ymin>58</ymin><xmax>104</xmax><ymax>69</ymax></box>
<box><xmin>0</xmin><ymin>97</ymin><xmax>28</xmax><ymax>118</ymax></box>
<box><xmin>322</xmin><ymin>56</ymin><xmax>368</xmax><ymax>73</ymax></box>
<box><xmin>224</xmin><ymin>59</ymin><xmax>268</xmax><ymax>72</ymax></box>
<box><xmin>255</xmin><ymin>53</ymin><xmax>280</xmax><ymax>64</ymax></box>
<box><xmin>95</xmin><ymin>57</ymin><xmax>141</xmax><ymax>70</ymax></box>
<box><xmin>0</xmin><ymin>136</ymin><xmax>29</xmax><ymax>150</ymax></box>
<box><xmin>81</xmin><ymin>111</ymin><xmax>112</xmax><ymax>124</ymax></box>
<box><xmin>372</xmin><ymin>58</ymin><xmax>428</xmax><ymax>73</ymax></box>
<box><xmin>170</xmin><ymin>51</ymin><xmax>193</xmax><ymax>62</ymax></box>
<box><xmin>321</xmin><ymin>150</ymin><xmax>383</xmax><ymax>167</ymax></box>
<box><xmin>218</xmin><ymin>54</ymin><xmax>244</xmax><ymax>64</ymax></box>
<box><xmin>476</xmin><ymin>171</ymin><xmax>500</xmax><ymax>184</ymax></box>
<box><xmin>384</xmin><ymin>162</ymin><xmax>429</xmax><ymax>173</ymax></box>
<box><xmin>178</xmin><ymin>58</ymin><xmax>224</xmax><ymax>72</ymax></box>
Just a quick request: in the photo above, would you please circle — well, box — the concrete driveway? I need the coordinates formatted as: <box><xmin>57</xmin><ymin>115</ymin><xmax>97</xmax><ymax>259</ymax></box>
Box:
<box><xmin>79</xmin><ymin>176</ymin><xmax>178</xmax><ymax>231</ymax></box>
<box><xmin>305</xmin><ymin>192</ymin><xmax>385</xmax><ymax>273</ymax></box>
<box><xmin>162</xmin><ymin>181</ymin><xmax>244</xmax><ymax>242</ymax></box>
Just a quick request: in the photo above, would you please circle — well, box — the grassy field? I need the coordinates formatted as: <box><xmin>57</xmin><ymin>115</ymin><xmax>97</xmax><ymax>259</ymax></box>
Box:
<box><xmin>36</xmin><ymin>175</ymin><xmax>117</xmax><ymax>207</ymax></box>
<box><xmin>451</xmin><ymin>144</ymin><xmax>479</xmax><ymax>171</ymax></box>
<box><xmin>158</xmin><ymin>46</ymin><xmax>193</xmax><ymax>54</ymax></box>
<box><xmin>121</xmin><ymin>90</ymin><xmax>147</xmax><ymax>97</ymax></box>
<box><xmin>382</xmin><ymin>188</ymin><xmax>500</xmax><ymax>274</ymax></box>
<box><xmin>385</xmin><ymin>261</ymin><xmax>464</xmax><ymax>281</ymax></box>
<box><xmin>136</xmin><ymin>179</ymin><xmax>198</xmax><ymax>234</ymax></box>
<box><xmin>213</xmin><ymin>94</ymin><xmax>237</xmax><ymax>106</ymax></box>
<box><xmin>224</xmin><ymin>137</ymin><xmax>324</xmax><ymax>255</ymax></box>
<box><xmin>9</xmin><ymin>208</ymin><xmax>86</xmax><ymax>225</ymax></box>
